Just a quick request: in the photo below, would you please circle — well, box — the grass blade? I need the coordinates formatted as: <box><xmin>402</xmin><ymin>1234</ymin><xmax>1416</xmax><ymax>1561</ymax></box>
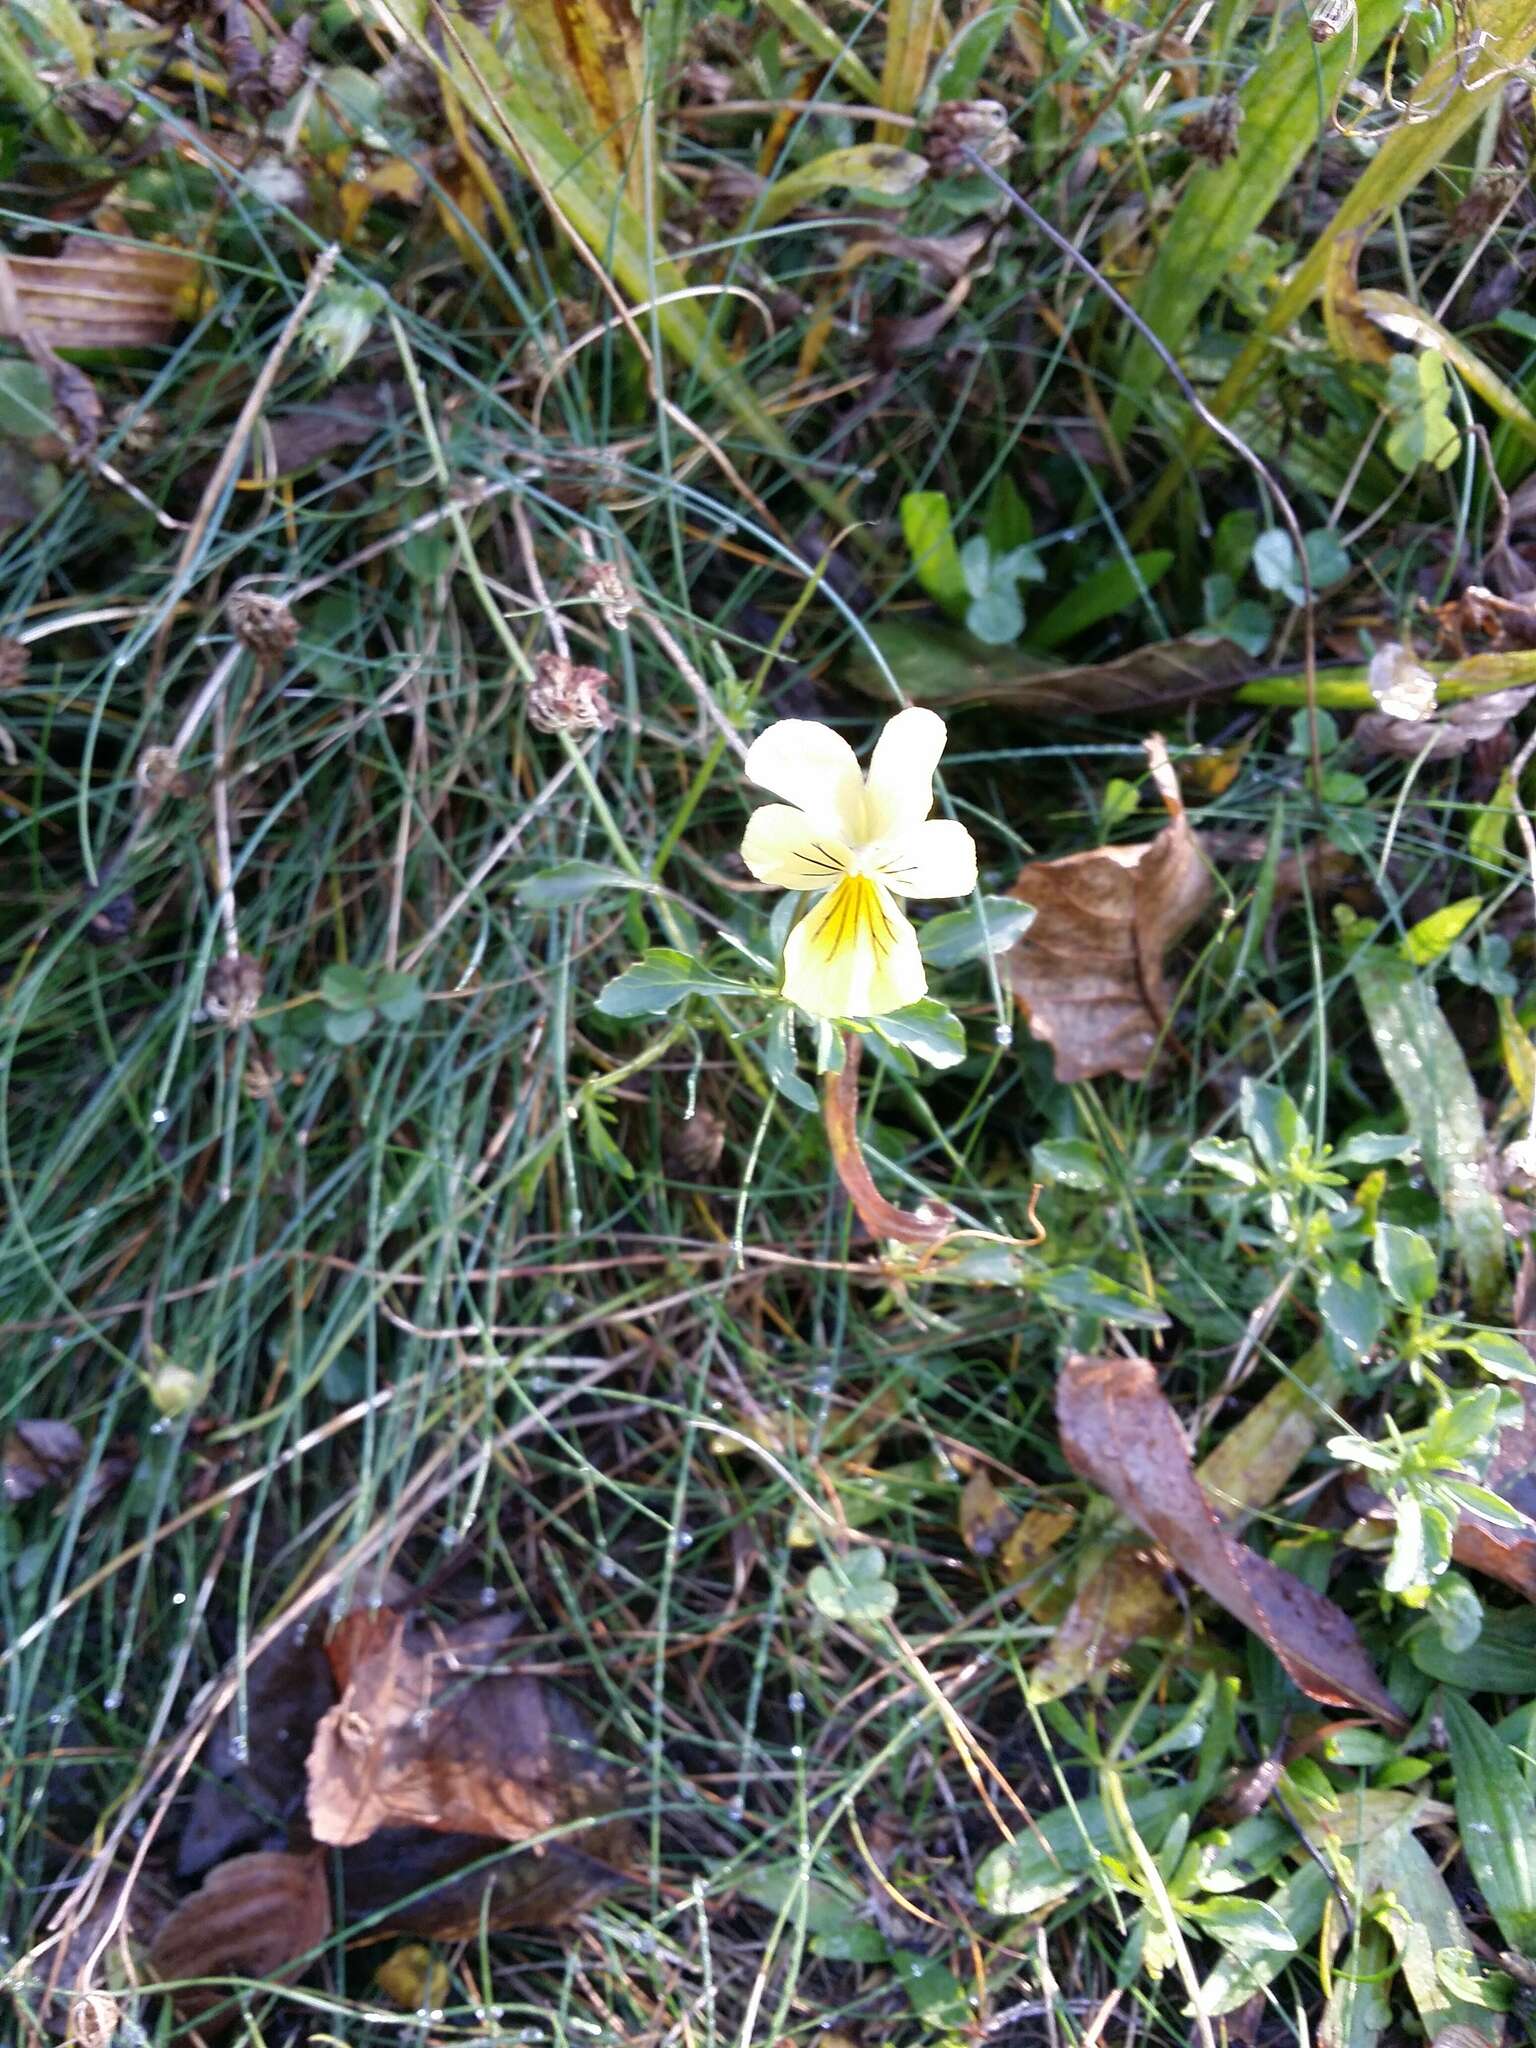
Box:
<box><xmin>1443</xmin><ymin>1691</ymin><xmax>1536</xmax><ymax>1958</ymax></box>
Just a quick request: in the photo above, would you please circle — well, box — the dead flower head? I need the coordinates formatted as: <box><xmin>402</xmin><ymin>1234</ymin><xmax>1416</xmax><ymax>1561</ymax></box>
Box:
<box><xmin>227</xmin><ymin>588</ymin><xmax>299</xmax><ymax>667</ymax></box>
<box><xmin>204</xmin><ymin>953</ymin><xmax>265</xmax><ymax>1027</ymax></box>
<box><xmin>923</xmin><ymin>101</ymin><xmax>1016</xmax><ymax>177</ymax></box>
<box><xmin>137</xmin><ymin>744</ymin><xmax>196</xmax><ymax>800</ymax></box>
<box><xmin>527</xmin><ymin>653</ymin><xmax>616</xmax><ymax>735</ymax></box>
<box><xmin>580</xmin><ymin>559</ymin><xmax>634</xmax><ymax>634</ymax></box>
<box><xmin>1182</xmin><ymin>93</ymin><xmax>1243</xmax><ymax>166</ymax></box>
<box><xmin>0</xmin><ymin>637</ymin><xmax>28</xmax><ymax>691</ymax></box>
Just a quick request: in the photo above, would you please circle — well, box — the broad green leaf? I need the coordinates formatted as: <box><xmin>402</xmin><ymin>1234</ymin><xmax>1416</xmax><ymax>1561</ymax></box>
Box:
<box><xmin>1351</xmin><ymin>948</ymin><xmax>1507</xmax><ymax>1314</ymax></box>
<box><xmin>0</xmin><ymin>361</ymin><xmax>53</xmax><ymax>437</ymax></box>
<box><xmin>1197</xmin><ymin>1864</ymin><xmax>1331</xmax><ymax>2015</ymax></box>
<box><xmin>1356</xmin><ymin>1821</ymin><xmax>1502</xmax><ymax>2042</ymax></box>
<box><xmin>966</xmin><ymin>586</ymin><xmax>1025</xmax><ymax>644</ymax></box>
<box><xmin>1036</xmin><ymin>1265</ymin><xmax>1169</xmax><ymax>1329</ymax></box>
<box><xmin>323</xmin><ymin>1007</ymin><xmax>374</xmax><ymax>1047</ymax></box>
<box><xmin>373</xmin><ymin>971</ymin><xmax>425</xmax><ymax>1025</ymax></box>
<box><xmin>1240</xmin><ymin>1079</ymin><xmax>1302</xmax><ymax>1175</ymax></box>
<box><xmin>899</xmin><ymin>492</ymin><xmax>967</xmax><ymax>614</ymax></box>
<box><xmin>1462</xmin><ymin>1330</ymin><xmax>1536</xmax><ymax>1382</ymax></box>
<box><xmin>1374</xmin><ymin>1224</ymin><xmax>1439</xmax><ymax>1311</ymax></box>
<box><xmin>1030</xmin><ymin>551</ymin><xmax>1173</xmax><ymax>650</ymax></box>
<box><xmin>1032</xmin><ymin>1138</ymin><xmax>1109</xmax><ymax>1193</ymax></box>
<box><xmin>320</xmin><ymin>963</ymin><xmax>374</xmax><ymax>1012</ymax></box>
<box><xmin>755</xmin><ymin>144</ymin><xmax>928</xmax><ymax>227</ymax></box>
<box><xmin>1109</xmin><ymin>0</ymin><xmax>1402</xmax><ymax>435</ymax></box>
<box><xmin>594</xmin><ymin>949</ymin><xmax>750</xmax><ymax>1019</ymax></box>
<box><xmin>519</xmin><ymin>860</ymin><xmax>643</xmax><ymax>909</ymax></box>
<box><xmin>806</xmin><ymin>1545</ymin><xmax>897</xmax><ymax>1624</ymax></box>
<box><xmin>737</xmin><ymin>1861</ymin><xmax>863</xmax><ymax>1934</ymax></box>
<box><xmin>1411</xmin><ymin>1604</ymin><xmax>1536</xmax><ymax>1690</ymax></box>
<box><xmin>872</xmin><ymin>999</ymin><xmax>965</xmax><ymax>1069</ymax></box>
<box><xmin>1401</xmin><ymin>897</ymin><xmax>1481</xmax><ymax>967</ymax></box>
<box><xmin>1318</xmin><ymin>1261</ymin><xmax>1384</xmax><ymax>1371</ymax></box>
<box><xmin>1444</xmin><ymin>1690</ymin><xmax>1536</xmax><ymax>1956</ymax></box>
<box><xmin>918</xmin><ymin>895</ymin><xmax>1035</xmax><ymax>968</ymax></box>
<box><xmin>976</xmin><ymin>1785</ymin><xmax>1190</xmax><ymax>1915</ymax></box>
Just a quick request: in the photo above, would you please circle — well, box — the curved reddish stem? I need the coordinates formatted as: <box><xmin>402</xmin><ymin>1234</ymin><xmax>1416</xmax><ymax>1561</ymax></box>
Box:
<box><xmin>821</xmin><ymin>1031</ymin><xmax>953</xmax><ymax>1248</ymax></box>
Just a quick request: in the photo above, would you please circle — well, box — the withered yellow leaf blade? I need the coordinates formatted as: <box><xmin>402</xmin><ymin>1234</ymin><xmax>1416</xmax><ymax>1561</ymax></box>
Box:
<box><xmin>503</xmin><ymin>0</ymin><xmax>648</xmax><ymax>205</ymax></box>
<box><xmin>0</xmin><ymin>239</ymin><xmax>202</xmax><ymax>350</ymax></box>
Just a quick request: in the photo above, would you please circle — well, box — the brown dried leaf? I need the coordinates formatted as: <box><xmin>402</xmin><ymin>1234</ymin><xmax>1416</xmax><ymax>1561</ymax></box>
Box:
<box><xmin>341</xmin><ymin>1824</ymin><xmax>635</xmax><ymax>1936</ymax></box>
<box><xmin>1007</xmin><ymin>737</ymin><xmax>1211</xmax><ymax>1083</ymax></box>
<box><xmin>306</xmin><ymin>1609</ymin><xmax>630</xmax><ymax>1850</ymax></box>
<box><xmin>3</xmin><ymin>1419</ymin><xmax>84</xmax><ymax>1502</ymax></box>
<box><xmin>1356</xmin><ymin>686</ymin><xmax>1536</xmax><ymax>759</ymax></box>
<box><xmin>1057</xmin><ymin>1353</ymin><xmax>1405</xmax><ymax>1728</ymax></box>
<box><xmin>958</xmin><ymin>1469</ymin><xmax>1017</xmax><ymax>1559</ymax></box>
<box><xmin>0</xmin><ymin>238</ymin><xmax>200</xmax><ymax>350</ymax></box>
<box><xmin>34</xmin><ymin>1864</ymin><xmax>172</xmax><ymax>2037</ymax></box>
<box><xmin>148</xmin><ymin>1849</ymin><xmax>329</xmax><ymax>2029</ymax></box>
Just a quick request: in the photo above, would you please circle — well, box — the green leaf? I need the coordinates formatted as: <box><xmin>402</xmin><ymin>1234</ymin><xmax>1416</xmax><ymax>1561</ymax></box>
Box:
<box><xmin>1352</xmin><ymin>948</ymin><xmax>1507</xmax><ymax>1314</ymax></box>
<box><xmin>806</xmin><ymin>1545</ymin><xmax>897</xmax><ymax>1624</ymax></box>
<box><xmin>918</xmin><ymin>895</ymin><xmax>1035</xmax><ymax>969</ymax></box>
<box><xmin>1461</xmin><ymin>1331</ymin><xmax>1536</xmax><ymax>1382</ymax></box>
<box><xmin>373</xmin><ymin>971</ymin><xmax>425</xmax><ymax>1026</ymax></box>
<box><xmin>323</xmin><ymin>1007</ymin><xmax>375</xmax><ymax>1047</ymax></box>
<box><xmin>520</xmin><ymin>860</ymin><xmax>642</xmax><ymax>909</ymax></box>
<box><xmin>1197</xmin><ymin>1865</ymin><xmax>1331</xmax><ymax>2016</ymax></box>
<box><xmin>1031</xmin><ymin>552</ymin><xmax>1174</xmax><ymax>650</ymax></box>
<box><xmin>1251</xmin><ymin>529</ymin><xmax>1349</xmax><ymax>606</ymax></box>
<box><xmin>1375</xmin><ymin>1223</ymin><xmax>1439</xmax><ymax>1310</ymax></box>
<box><xmin>1411</xmin><ymin>1604</ymin><xmax>1536</xmax><ymax>1690</ymax></box>
<box><xmin>976</xmin><ymin>1786</ymin><xmax>1190</xmax><ymax>1915</ymax></box>
<box><xmin>762</xmin><ymin>1008</ymin><xmax>818</xmax><ymax>1113</ymax></box>
<box><xmin>1385</xmin><ymin>348</ymin><xmax>1461</xmax><ymax>473</ymax></box>
<box><xmin>899</xmin><ymin>492</ymin><xmax>968</xmax><ymax>615</ymax></box>
<box><xmin>1036</xmin><ymin>1266</ymin><xmax>1169</xmax><ymax>1329</ymax></box>
<box><xmin>1032</xmin><ymin>1138</ymin><xmax>1109</xmax><ymax>1193</ymax></box>
<box><xmin>1443</xmin><ymin>1691</ymin><xmax>1536</xmax><ymax>1956</ymax></box>
<box><xmin>1318</xmin><ymin>1261</ymin><xmax>1384</xmax><ymax>1371</ymax></box>
<box><xmin>1189</xmin><ymin>1137</ymin><xmax>1260</xmax><ymax>1187</ymax></box>
<box><xmin>1401</xmin><ymin>897</ymin><xmax>1481</xmax><ymax>967</ymax></box>
<box><xmin>580</xmin><ymin>1097</ymin><xmax>634</xmax><ymax>1181</ymax></box>
<box><xmin>1241</xmin><ymin>1080</ymin><xmax>1303</xmax><ymax>1175</ymax></box>
<box><xmin>1335</xmin><ymin>1132</ymin><xmax>1419</xmax><ymax>1165</ymax></box>
<box><xmin>11</xmin><ymin>0</ymin><xmax>94</xmax><ymax>77</ymax></box>
<box><xmin>811</xmin><ymin>1922</ymin><xmax>889</xmax><ymax>1962</ymax></box>
<box><xmin>0</xmin><ymin>360</ymin><xmax>53</xmax><ymax>438</ymax></box>
<box><xmin>737</xmin><ymin>1861</ymin><xmax>864</xmax><ymax>1934</ymax></box>
<box><xmin>1185</xmin><ymin>1894</ymin><xmax>1297</xmax><ymax>1959</ymax></box>
<box><xmin>755</xmin><ymin>142</ymin><xmax>928</xmax><ymax>227</ymax></box>
<box><xmin>320</xmin><ymin>963</ymin><xmax>374</xmax><ymax>1012</ymax></box>
<box><xmin>966</xmin><ymin>585</ymin><xmax>1026</xmax><ymax>645</ymax></box>
<box><xmin>872</xmin><ymin>1000</ymin><xmax>966</xmax><ymax>1070</ymax></box>
<box><xmin>901</xmin><ymin>1957</ymin><xmax>969</xmax><ymax>2025</ymax></box>
<box><xmin>595</xmin><ymin>949</ymin><xmax>750</xmax><ymax>1019</ymax></box>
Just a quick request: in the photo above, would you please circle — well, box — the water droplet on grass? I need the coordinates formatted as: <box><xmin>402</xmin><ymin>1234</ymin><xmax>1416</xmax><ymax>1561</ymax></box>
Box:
<box><xmin>787</xmin><ymin>1691</ymin><xmax>805</xmax><ymax>1713</ymax></box>
<box><xmin>150</xmin><ymin>1105</ymin><xmax>169</xmax><ymax>1125</ymax></box>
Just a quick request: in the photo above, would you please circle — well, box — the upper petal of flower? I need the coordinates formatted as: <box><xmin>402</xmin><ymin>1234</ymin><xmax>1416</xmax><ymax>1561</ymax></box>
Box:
<box><xmin>780</xmin><ymin>873</ymin><xmax>926</xmax><ymax>1019</ymax></box>
<box><xmin>867</xmin><ymin>818</ymin><xmax>978</xmax><ymax>899</ymax></box>
<box><xmin>741</xmin><ymin>804</ymin><xmax>853</xmax><ymax>891</ymax></box>
<box><xmin>861</xmin><ymin>706</ymin><xmax>948</xmax><ymax>840</ymax></box>
<box><xmin>743</xmin><ymin>720</ymin><xmax>865</xmax><ymax>842</ymax></box>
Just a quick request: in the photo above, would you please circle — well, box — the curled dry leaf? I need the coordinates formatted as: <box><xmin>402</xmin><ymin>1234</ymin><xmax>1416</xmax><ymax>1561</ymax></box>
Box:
<box><xmin>3</xmin><ymin>1418</ymin><xmax>84</xmax><ymax>1502</ymax></box>
<box><xmin>0</xmin><ymin>239</ymin><xmax>200</xmax><ymax>351</ymax></box>
<box><xmin>307</xmin><ymin>1608</ymin><xmax>632</xmax><ymax>1852</ymax></box>
<box><xmin>34</xmin><ymin>1863</ymin><xmax>171</xmax><ymax>2037</ymax></box>
<box><xmin>1056</xmin><ymin>1353</ymin><xmax>1405</xmax><ymax>1728</ymax></box>
<box><xmin>148</xmin><ymin>1849</ymin><xmax>329</xmax><ymax>2029</ymax></box>
<box><xmin>1356</xmin><ymin>684</ymin><xmax>1536</xmax><ymax>759</ymax></box>
<box><xmin>1007</xmin><ymin>736</ymin><xmax>1210</xmax><ymax>1083</ymax></box>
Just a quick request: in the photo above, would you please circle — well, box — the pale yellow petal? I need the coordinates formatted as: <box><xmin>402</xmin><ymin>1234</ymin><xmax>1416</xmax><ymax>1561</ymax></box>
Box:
<box><xmin>743</xmin><ymin>720</ymin><xmax>865</xmax><ymax>841</ymax></box>
<box><xmin>741</xmin><ymin>804</ymin><xmax>853</xmax><ymax>890</ymax></box>
<box><xmin>867</xmin><ymin>819</ymin><xmax>978</xmax><ymax>899</ymax></box>
<box><xmin>781</xmin><ymin>874</ymin><xmax>926</xmax><ymax>1019</ymax></box>
<box><xmin>862</xmin><ymin>706</ymin><xmax>947</xmax><ymax>840</ymax></box>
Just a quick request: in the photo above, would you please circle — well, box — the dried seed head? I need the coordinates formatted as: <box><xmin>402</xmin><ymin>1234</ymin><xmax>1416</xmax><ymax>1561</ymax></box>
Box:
<box><xmin>580</xmin><ymin>559</ymin><xmax>635</xmax><ymax>633</ymax></box>
<box><xmin>527</xmin><ymin>653</ymin><xmax>616</xmax><ymax>734</ymax></box>
<box><xmin>85</xmin><ymin>891</ymin><xmax>137</xmax><ymax>945</ymax></box>
<box><xmin>204</xmin><ymin>953</ymin><xmax>265</xmax><ymax>1026</ymax></box>
<box><xmin>137</xmin><ymin>745</ymin><xmax>197</xmax><ymax>800</ymax></box>
<box><xmin>1181</xmin><ymin>93</ymin><xmax>1243</xmax><ymax>166</ymax></box>
<box><xmin>69</xmin><ymin>1992</ymin><xmax>120</xmax><ymax>2048</ymax></box>
<box><xmin>923</xmin><ymin>101</ymin><xmax>1016</xmax><ymax>176</ymax></box>
<box><xmin>0</xmin><ymin>637</ymin><xmax>27</xmax><ymax>691</ymax></box>
<box><xmin>1308</xmin><ymin>0</ymin><xmax>1353</xmax><ymax>40</ymax></box>
<box><xmin>242</xmin><ymin>1048</ymin><xmax>284</xmax><ymax>1100</ymax></box>
<box><xmin>226</xmin><ymin>588</ymin><xmax>299</xmax><ymax>666</ymax></box>
<box><xmin>667</xmin><ymin>1108</ymin><xmax>725</xmax><ymax>1178</ymax></box>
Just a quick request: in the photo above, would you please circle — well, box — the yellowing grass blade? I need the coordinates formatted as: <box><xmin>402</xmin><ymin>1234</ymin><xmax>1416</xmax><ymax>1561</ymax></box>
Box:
<box><xmin>12</xmin><ymin>0</ymin><xmax>94</xmax><ymax>77</ymax></box>
<box><xmin>876</xmin><ymin>0</ymin><xmax>942</xmax><ymax>145</ymax></box>
<box><xmin>502</xmin><ymin>0</ymin><xmax>649</xmax><ymax>207</ymax></box>
<box><xmin>760</xmin><ymin>0</ymin><xmax>881</xmax><ymax>104</ymax></box>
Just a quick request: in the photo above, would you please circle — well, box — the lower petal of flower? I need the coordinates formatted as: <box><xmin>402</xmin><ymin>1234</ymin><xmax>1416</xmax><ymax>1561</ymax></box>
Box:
<box><xmin>781</xmin><ymin>873</ymin><xmax>926</xmax><ymax>1019</ymax></box>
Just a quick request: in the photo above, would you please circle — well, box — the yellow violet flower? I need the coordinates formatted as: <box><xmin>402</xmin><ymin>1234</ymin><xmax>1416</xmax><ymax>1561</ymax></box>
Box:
<box><xmin>741</xmin><ymin>707</ymin><xmax>977</xmax><ymax>1019</ymax></box>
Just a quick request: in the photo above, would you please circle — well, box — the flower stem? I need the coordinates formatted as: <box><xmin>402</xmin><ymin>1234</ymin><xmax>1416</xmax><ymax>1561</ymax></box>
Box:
<box><xmin>821</xmin><ymin>1032</ymin><xmax>952</xmax><ymax>1248</ymax></box>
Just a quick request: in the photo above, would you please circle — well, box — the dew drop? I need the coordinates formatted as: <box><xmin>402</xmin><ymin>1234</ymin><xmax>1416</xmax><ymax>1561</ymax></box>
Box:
<box><xmin>479</xmin><ymin>1585</ymin><xmax>498</xmax><ymax>1608</ymax></box>
<box><xmin>787</xmin><ymin>1690</ymin><xmax>805</xmax><ymax>1714</ymax></box>
<box><xmin>727</xmin><ymin>1794</ymin><xmax>745</xmax><ymax>1823</ymax></box>
<box><xmin>103</xmin><ymin>1690</ymin><xmax>122</xmax><ymax>1712</ymax></box>
<box><xmin>171</xmin><ymin>1590</ymin><xmax>186</xmax><ymax>1605</ymax></box>
<box><xmin>150</xmin><ymin>1105</ymin><xmax>169</xmax><ymax>1125</ymax></box>
<box><xmin>673</xmin><ymin>1528</ymin><xmax>693</xmax><ymax>1552</ymax></box>
<box><xmin>596</xmin><ymin>1556</ymin><xmax>618</xmax><ymax>1579</ymax></box>
<box><xmin>994</xmin><ymin>1023</ymin><xmax>1014</xmax><ymax>1048</ymax></box>
<box><xmin>789</xmin><ymin>1743</ymin><xmax>803</xmax><ymax>1760</ymax></box>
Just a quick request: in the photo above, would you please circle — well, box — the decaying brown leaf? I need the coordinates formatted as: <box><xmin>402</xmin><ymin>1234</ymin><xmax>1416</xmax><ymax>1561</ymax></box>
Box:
<box><xmin>1057</xmin><ymin>1353</ymin><xmax>1405</xmax><ymax>1728</ymax></box>
<box><xmin>1007</xmin><ymin>736</ymin><xmax>1211</xmax><ymax>1083</ymax></box>
<box><xmin>307</xmin><ymin>1608</ymin><xmax>632</xmax><ymax>1852</ymax></box>
<box><xmin>148</xmin><ymin>1849</ymin><xmax>329</xmax><ymax>2028</ymax></box>
<box><xmin>0</xmin><ymin>238</ymin><xmax>200</xmax><ymax>350</ymax></box>
<box><xmin>34</xmin><ymin>1863</ymin><xmax>171</xmax><ymax>2037</ymax></box>
<box><xmin>1356</xmin><ymin>685</ymin><xmax>1536</xmax><ymax>759</ymax></box>
<box><xmin>3</xmin><ymin>1419</ymin><xmax>84</xmax><ymax>1502</ymax></box>
<box><xmin>341</xmin><ymin>1823</ymin><xmax>634</xmax><ymax>1936</ymax></box>
<box><xmin>959</xmin><ymin>1468</ymin><xmax>1018</xmax><ymax>1559</ymax></box>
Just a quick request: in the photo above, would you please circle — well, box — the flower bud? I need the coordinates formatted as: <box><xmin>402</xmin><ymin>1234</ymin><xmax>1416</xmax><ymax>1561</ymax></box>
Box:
<box><xmin>226</xmin><ymin>588</ymin><xmax>299</xmax><ymax>667</ymax></box>
<box><xmin>204</xmin><ymin>953</ymin><xmax>266</xmax><ymax>1026</ymax></box>
<box><xmin>148</xmin><ymin>1350</ymin><xmax>206</xmax><ymax>1418</ymax></box>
